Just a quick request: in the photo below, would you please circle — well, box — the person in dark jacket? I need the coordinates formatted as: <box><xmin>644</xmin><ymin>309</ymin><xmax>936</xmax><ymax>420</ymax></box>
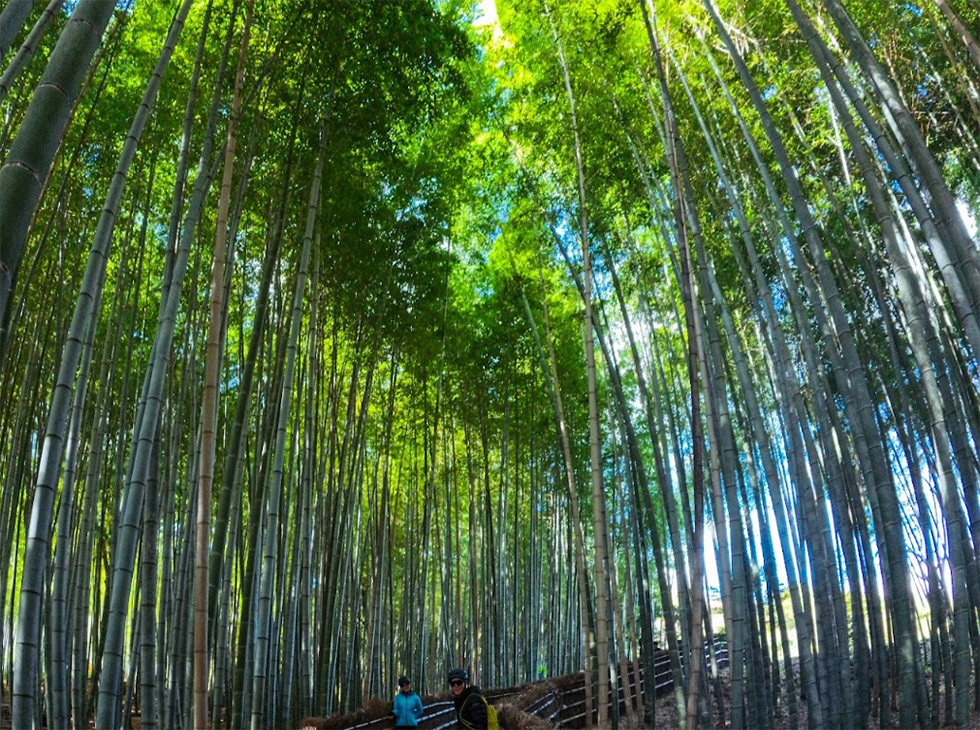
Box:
<box><xmin>447</xmin><ymin>667</ymin><xmax>487</xmax><ymax>729</ymax></box>
<box><xmin>392</xmin><ymin>675</ymin><xmax>423</xmax><ymax>727</ymax></box>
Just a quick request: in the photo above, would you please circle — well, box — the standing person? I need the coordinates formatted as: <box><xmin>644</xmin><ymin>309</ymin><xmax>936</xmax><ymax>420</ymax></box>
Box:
<box><xmin>447</xmin><ymin>668</ymin><xmax>488</xmax><ymax>729</ymax></box>
<box><xmin>392</xmin><ymin>675</ymin><xmax>424</xmax><ymax>727</ymax></box>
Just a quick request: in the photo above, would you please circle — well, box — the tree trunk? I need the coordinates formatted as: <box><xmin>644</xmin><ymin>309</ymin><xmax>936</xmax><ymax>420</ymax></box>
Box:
<box><xmin>0</xmin><ymin>0</ymin><xmax>115</xmax><ymax>356</ymax></box>
<box><xmin>195</xmin><ymin>1</ymin><xmax>253</xmax><ymax>727</ymax></box>
<box><xmin>12</xmin><ymin>3</ymin><xmax>192</xmax><ymax>726</ymax></box>
<box><xmin>0</xmin><ymin>0</ymin><xmax>64</xmax><ymax>106</ymax></box>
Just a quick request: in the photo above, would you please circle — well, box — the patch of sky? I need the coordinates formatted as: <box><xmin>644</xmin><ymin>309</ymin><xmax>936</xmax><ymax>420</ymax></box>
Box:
<box><xmin>483</xmin><ymin>187</ymin><xmax>510</xmax><ymax>227</ymax></box>
<box><xmin>222</xmin><ymin>368</ymin><xmax>239</xmax><ymax>394</ymax></box>
<box><xmin>761</xmin><ymin>84</ymin><xmax>778</xmax><ymax>102</ymax></box>
<box><xmin>957</xmin><ymin>198</ymin><xmax>978</xmax><ymax>238</ymax></box>
<box><xmin>81</xmin><ymin>0</ymin><xmax>134</xmax><ymax>16</ymax></box>
<box><xmin>887</xmin><ymin>425</ymin><xmax>950</xmax><ymax>610</ymax></box>
<box><xmin>473</xmin><ymin>281</ymin><xmax>494</xmax><ymax>303</ymax></box>
<box><xmin>475</xmin><ymin>0</ymin><xmax>498</xmax><ymax>28</ymax></box>
<box><xmin>832</xmin><ymin>390</ymin><xmax>848</xmax><ymax>422</ymax></box>
<box><xmin>395</xmin><ymin>195</ymin><xmax>428</xmax><ymax>223</ymax></box>
<box><xmin>769</xmin><ymin>279</ymin><xmax>788</xmax><ymax>314</ymax></box>
<box><xmin>151</xmin><ymin>221</ymin><xmax>168</xmax><ymax>247</ymax></box>
<box><xmin>474</xmin><ymin>0</ymin><xmax>504</xmax><ymax>47</ymax></box>
<box><xmin>549</xmin><ymin>212</ymin><xmax>584</xmax><ymax>266</ymax></box>
<box><xmin>776</xmin><ymin>233</ymin><xmax>798</xmax><ymax>268</ymax></box>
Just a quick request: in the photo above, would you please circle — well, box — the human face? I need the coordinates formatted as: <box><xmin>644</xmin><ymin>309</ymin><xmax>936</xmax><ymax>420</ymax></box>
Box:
<box><xmin>449</xmin><ymin>679</ymin><xmax>465</xmax><ymax>696</ymax></box>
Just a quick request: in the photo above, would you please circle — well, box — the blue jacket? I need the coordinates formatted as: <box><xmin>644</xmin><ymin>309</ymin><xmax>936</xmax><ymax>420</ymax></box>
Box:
<box><xmin>393</xmin><ymin>689</ymin><xmax>424</xmax><ymax>727</ymax></box>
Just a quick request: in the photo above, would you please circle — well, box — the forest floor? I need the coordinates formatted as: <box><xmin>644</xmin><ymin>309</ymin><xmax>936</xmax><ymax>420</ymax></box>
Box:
<box><xmin>644</xmin><ymin>670</ymin><xmax>980</xmax><ymax>730</ymax></box>
<box><xmin>643</xmin><ymin>666</ymin><xmax>980</xmax><ymax>730</ymax></box>
<box><xmin>4</xmin><ymin>671</ymin><xmax>978</xmax><ymax>728</ymax></box>
<box><xmin>490</xmin><ymin>663</ymin><xmax>980</xmax><ymax>730</ymax></box>
<box><xmin>301</xmin><ymin>661</ymin><xmax>980</xmax><ymax>730</ymax></box>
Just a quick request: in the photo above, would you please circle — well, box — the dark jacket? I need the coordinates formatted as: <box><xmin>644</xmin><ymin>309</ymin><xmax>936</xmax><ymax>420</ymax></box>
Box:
<box><xmin>453</xmin><ymin>686</ymin><xmax>487</xmax><ymax>729</ymax></box>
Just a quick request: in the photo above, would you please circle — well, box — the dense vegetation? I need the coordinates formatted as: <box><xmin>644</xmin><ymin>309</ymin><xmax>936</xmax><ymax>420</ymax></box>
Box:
<box><xmin>1</xmin><ymin>0</ymin><xmax>979</xmax><ymax>728</ymax></box>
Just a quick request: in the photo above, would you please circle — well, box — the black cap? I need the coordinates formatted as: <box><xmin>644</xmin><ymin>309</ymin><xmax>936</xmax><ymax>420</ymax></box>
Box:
<box><xmin>398</xmin><ymin>675</ymin><xmax>411</xmax><ymax>686</ymax></box>
<box><xmin>447</xmin><ymin>668</ymin><xmax>468</xmax><ymax>684</ymax></box>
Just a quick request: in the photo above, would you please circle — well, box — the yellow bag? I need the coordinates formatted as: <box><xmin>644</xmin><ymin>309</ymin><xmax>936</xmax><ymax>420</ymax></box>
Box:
<box><xmin>460</xmin><ymin>693</ymin><xmax>498</xmax><ymax>730</ymax></box>
<box><xmin>482</xmin><ymin>696</ymin><xmax>498</xmax><ymax>730</ymax></box>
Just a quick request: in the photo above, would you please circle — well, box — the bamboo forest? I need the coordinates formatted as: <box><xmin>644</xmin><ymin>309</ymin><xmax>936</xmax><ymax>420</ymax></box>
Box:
<box><xmin>4</xmin><ymin>0</ymin><xmax>980</xmax><ymax>728</ymax></box>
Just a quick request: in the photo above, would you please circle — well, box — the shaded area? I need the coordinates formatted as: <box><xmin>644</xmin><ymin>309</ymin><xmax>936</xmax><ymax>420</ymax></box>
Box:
<box><xmin>300</xmin><ymin>645</ymin><xmax>728</xmax><ymax>729</ymax></box>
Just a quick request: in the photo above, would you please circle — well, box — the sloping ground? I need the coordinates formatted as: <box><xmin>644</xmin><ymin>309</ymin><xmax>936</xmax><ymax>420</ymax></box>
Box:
<box><xmin>299</xmin><ymin>647</ymin><xmax>727</xmax><ymax>730</ymax></box>
<box><xmin>299</xmin><ymin>646</ymin><xmax>980</xmax><ymax>730</ymax></box>
<box><xmin>298</xmin><ymin>670</ymin><xmax>617</xmax><ymax>730</ymax></box>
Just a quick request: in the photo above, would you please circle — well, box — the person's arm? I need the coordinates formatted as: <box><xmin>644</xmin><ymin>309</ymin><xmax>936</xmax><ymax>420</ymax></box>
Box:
<box><xmin>413</xmin><ymin>695</ymin><xmax>423</xmax><ymax>718</ymax></box>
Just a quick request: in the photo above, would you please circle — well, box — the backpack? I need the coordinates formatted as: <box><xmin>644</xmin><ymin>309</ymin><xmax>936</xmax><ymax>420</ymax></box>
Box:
<box><xmin>461</xmin><ymin>693</ymin><xmax>498</xmax><ymax>730</ymax></box>
<box><xmin>481</xmin><ymin>695</ymin><xmax>499</xmax><ymax>730</ymax></box>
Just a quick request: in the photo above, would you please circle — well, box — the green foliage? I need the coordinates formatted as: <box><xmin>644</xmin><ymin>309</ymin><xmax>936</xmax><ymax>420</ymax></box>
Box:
<box><xmin>4</xmin><ymin>0</ymin><xmax>980</xmax><ymax>723</ymax></box>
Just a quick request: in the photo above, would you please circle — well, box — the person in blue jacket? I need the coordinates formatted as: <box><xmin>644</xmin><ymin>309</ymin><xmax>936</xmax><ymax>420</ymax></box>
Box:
<box><xmin>392</xmin><ymin>675</ymin><xmax>424</xmax><ymax>727</ymax></box>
